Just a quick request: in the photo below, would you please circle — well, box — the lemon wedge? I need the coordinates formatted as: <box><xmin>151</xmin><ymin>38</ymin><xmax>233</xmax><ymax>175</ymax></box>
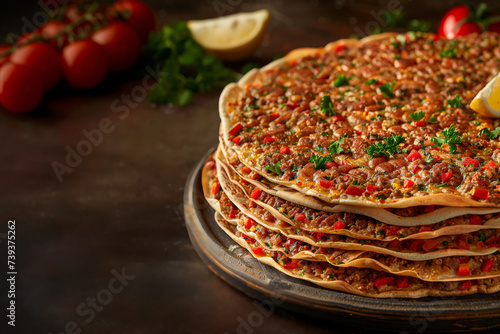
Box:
<box><xmin>187</xmin><ymin>9</ymin><xmax>270</xmax><ymax>62</ymax></box>
<box><xmin>470</xmin><ymin>72</ymin><xmax>500</xmax><ymax>117</ymax></box>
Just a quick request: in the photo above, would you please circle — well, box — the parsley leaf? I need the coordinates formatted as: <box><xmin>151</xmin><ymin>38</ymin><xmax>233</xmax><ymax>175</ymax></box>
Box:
<box><xmin>145</xmin><ymin>22</ymin><xmax>238</xmax><ymax>106</ymax></box>
<box><xmin>447</xmin><ymin>94</ymin><xmax>463</xmax><ymax>108</ymax></box>
<box><xmin>265</xmin><ymin>162</ymin><xmax>283</xmax><ymax>175</ymax></box>
<box><xmin>328</xmin><ymin>136</ymin><xmax>345</xmax><ymax>155</ymax></box>
<box><xmin>320</xmin><ymin>95</ymin><xmax>335</xmax><ymax>116</ymax></box>
<box><xmin>428</xmin><ymin>115</ymin><xmax>438</xmax><ymax>124</ymax></box>
<box><xmin>431</xmin><ymin>125</ymin><xmax>463</xmax><ymax>153</ymax></box>
<box><xmin>310</xmin><ymin>154</ymin><xmax>333</xmax><ymax>169</ymax></box>
<box><xmin>378</xmin><ymin>81</ymin><xmax>396</xmax><ymax>98</ymax></box>
<box><xmin>440</xmin><ymin>47</ymin><xmax>457</xmax><ymax>58</ymax></box>
<box><xmin>366</xmin><ymin>78</ymin><xmax>379</xmax><ymax>85</ymax></box>
<box><xmin>478</xmin><ymin>127</ymin><xmax>500</xmax><ymax>139</ymax></box>
<box><xmin>409</xmin><ymin>111</ymin><xmax>425</xmax><ymax>121</ymax></box>
<box><xmin>334</xmin><ymin>74</ymin><xmax>350</xmax><ymax>87</ymax></box>
<box><xmin>366</xmin><ymin>134</ymin><xmax>405</xmax><ymax>158</ymax></box>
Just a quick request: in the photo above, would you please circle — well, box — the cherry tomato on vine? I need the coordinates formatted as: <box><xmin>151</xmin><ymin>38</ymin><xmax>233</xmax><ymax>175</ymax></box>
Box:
<box><xmin>41</xmin><ymin>21</ymin><xmax>69</xmax><ymax>48</ymax></box>
<box><xmin>0</xmin><ymin>45</ymin><xmax>10</xmax><ymax>67</ymax></box>
<box><xmin>110</xmin><ymin>0</ymin><xmax>156</xmax><ymax>43</ymax></box>
<box><xmin>0</xmin><ymin>63</ymin><xmax>44</xmax><ymax>113</ymax></box>
<box><xmin>438</xmin><ymin>4</ymin><xmax>500</xmax><ymax>39</ymax></box>
<box><xmin>92</xmin><ymin>22</ymin><xmax>141</xmax><ymax>71</ymax></box>
<box><xmin>10</xmin><ymin>42</ymin><xmax>63</xmax><ymax>90</ymax></box>
<box><xmin>62</xmin><ymin>39</ymin><xmax>109</xmax><ymax>90</ymax></box>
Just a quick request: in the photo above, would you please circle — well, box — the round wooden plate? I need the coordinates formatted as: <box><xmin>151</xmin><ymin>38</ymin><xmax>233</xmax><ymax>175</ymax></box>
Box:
<box><xmin>184</xmin><ymin>148</ymin><xmax>500</xmax><ymax>333</ymax></box>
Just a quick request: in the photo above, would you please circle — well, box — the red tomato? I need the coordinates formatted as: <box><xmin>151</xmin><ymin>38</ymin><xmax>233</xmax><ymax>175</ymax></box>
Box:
<box><xmin>16</xmin><ymin>30</ymin><xmax>40</xmax><ymax>45</ymax></box>
<box><xmin>10</xmin><ymin>42</ymin><xmax>62</xmax><ymax>90</ymax></box>
<box><xmin>438</xmin><ymin>5</ymin><xmax>500</xmax><ymax>39</ymax></box>
<box><xmin>111</xmin><ymin>0</ymin><xmax>156</xmax><ymax>43</ymax></box>
<box><xmin>0</xmin><ymin>63</ymin><xmax>44</xmax><ymax>113</ymax></box>
<box><xmin>40</xmin><ymin>21</ymin><xmax>69</xmax><ymax>49</ymax></box>
<box><xmin>92</xmin><ymin>22</ymin><xmax>141</xmax><ymax>71</ymax></box>
<box><xmin>0</xmin><ymin>45</ymin><xmax>10</xmax><ymax>66</ymax></box>
<box><xmin>62</xmin><ymin>39</ymin><xmax>109</xmax><ymax>90</ymax></box>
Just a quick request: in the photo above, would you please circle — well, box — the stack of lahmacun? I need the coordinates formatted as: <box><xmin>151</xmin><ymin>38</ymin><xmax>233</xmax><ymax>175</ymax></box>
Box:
<box><xmin>202</xmin><ymin>32</ymin><xmax>500</xmax><ymax>298</ymax></box>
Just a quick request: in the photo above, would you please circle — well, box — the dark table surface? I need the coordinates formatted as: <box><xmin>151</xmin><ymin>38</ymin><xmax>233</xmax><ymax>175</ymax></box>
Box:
<box><xmin>1</xmin><ymin>0</ymin><xmax>499</xmax><ymax>333</ymax></box>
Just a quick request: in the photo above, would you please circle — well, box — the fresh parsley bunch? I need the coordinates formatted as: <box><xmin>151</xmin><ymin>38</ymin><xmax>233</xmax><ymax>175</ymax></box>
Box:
<box><xmin>144</xmin><ymin>22</ymin><xmax>238</xmax><ymax>106</ymax></box>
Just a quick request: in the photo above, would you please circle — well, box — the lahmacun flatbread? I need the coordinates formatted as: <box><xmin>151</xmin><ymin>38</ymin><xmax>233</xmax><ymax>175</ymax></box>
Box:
<box><xmin>219</xmin><ymin>31</ymin><xmax>500</xmax><ymax>207</ymax></box>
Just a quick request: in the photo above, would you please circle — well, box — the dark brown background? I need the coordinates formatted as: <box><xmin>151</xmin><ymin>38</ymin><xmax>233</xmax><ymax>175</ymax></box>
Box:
<box><xmin>1</xmin><ymin>0</ymin><xmax>499</xmax><ymax>333</ymax></box>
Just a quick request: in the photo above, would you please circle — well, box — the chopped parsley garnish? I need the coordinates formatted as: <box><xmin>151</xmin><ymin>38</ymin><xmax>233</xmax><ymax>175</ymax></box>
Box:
<box><xmin>378</xmin><ymin>81</ymin><xmax>396</xmax><ymax>98</ymax></box>
<box><xmin>393</xmin><ymin>54</ymin><xmax>401</xmax><ymax>60</ymax></box>
<box><xmin>366</xmin><ymin>78</ymin><xmax>379</xmax><ymax>85</ymax></box>
<box><xmin>366</xmin><ymin>134</ymin><xmax>405</xmax><ymax>159</ymax></box>
<box><xmin>428</xmin><ymin>115</ymin><xmax>438</xmax><ymax>124</ymax></box>
<box><xmin>431</xmin><ymin>125</ymin><xmax>463</xmax><ymax>154</ymax></box>
<box><xmin>291</xmin><ymin>165</ymin><xmax>299</xmax><ymax>172</ymax></box>
<box><xmin>376</xmin><ymin>230</ymin><xmax>385</xmax><ymax>236</ymax></box>
<box><xmin>328</xmin><ymin>274</ymin><xmax>335</xmax><ymax>280</ymax></box>
<box><xmin>315</xmin><ymin>146</ymin><xmax>324</xmax><ymax>153</ymax></box>
<box><xmin>418</xmin><ymin>184</ymin><xmax>427</xmax><ymax>191</ymax></box>
<box><xmin>478</xmin><ymin>127</ymin><xmax>500</xmax><ymax>139</ymax></box>
<box><xmin>447</xmin><ymin>94</ymin><xmax>463</xmax><ymax>108</ymax></box>
<box><xmin>320</xmin><ymin>95</ymin><xmax>335</xmax><ymax>116</ymax></box>
<box><xmin>310</xmin><ymin>154</ymin><xmax>333</xmax><ymax>169</ymax></box>
<box><xmin>321</xmin><ymin>132</ymin><xmax>331</xmax><ymax>137</ymax></box>
<box><xmin>265</xmin><ymin>242</ymin><xmax>272</xmax><ymax>249</ymax></box>
<box><xmin>440</xmin><ymin>47</ymin><xmax>457</xmax><ymax>58</ymax></box>
<box><xmin>334</xmin><ymin>74</ymin><xmax>350</xmax><ymax>87</ymax></box>
<box><xmin>377</xmin><ymin>194</ymin><xmax>388</xmax><ymax>200</ymax></box>
<box><xmin>328</xmin><ymin>136</ymin><xmax>345</xmax><ymax>155</ymax></box>
<box><xmin>336</xmin><ymin>261</ymin><xmax>344</xmax><ymax>265</ymax></box>
<box><xmin>436</xmin><ymin>183</ymin><xmax>448</xmax><ymax>188</ymax></box>
<box><xmin>265</xmin><ymin>161</ymin><xmax>283</xmax><ymax>175</ymax></box>
<box><xmin>409</xmin><ymin>111</ymin><xmax>425</xmax><ymax>121</ymax></box>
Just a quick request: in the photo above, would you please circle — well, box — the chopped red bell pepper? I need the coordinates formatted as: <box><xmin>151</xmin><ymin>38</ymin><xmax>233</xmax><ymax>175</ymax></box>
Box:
<box><xmin>471</xmin><ymin>187</ymin><xmax>489</xmax><ymax>200</ymax></box>
<box><xmin>384</xmin><ymin>226</ymin><xmax>399</xmax><ymax>236</ymax></box>
<box><xmin>469</xmin><ymin>215</ymin><xmax>482</xmax><ymax>225</ymax></box>
<box><xmin>229</xmin><ymin>209</ymin><xmax>237</xmax><ymax>219</ymax></box>
<box><xmin>409</xmin><ymin>165</ymin><xmax>420</xmax><ymax>174</ymax></box>
<box><xmin>296</xmin><ymin>213</ymin><xmax>306</xmax><ymax>222</ymax></box>
<box><xmin>280</xmin><ymin>145</ymin><xmax>290</xmax><ymax>154</ymax></box>
<box><xmin>458</xmin><ymin>264</ymin><xmax>470</xmax><ymax>276</ymax></box>
<box><xmin>423</xmin><ymin>205</ymin><xmax>435</xmax><ymax>213</ymax></box>
<box><xmin>229</xmin><ymin>123</ymin><xmax>243</xmax><ymax>136</ymax></box>
<box><xmin>240</xmin><ymin>166</ymin><xmax>251</xmax><ymax>174</ymax></box>
<box><xmin>325</xmin><ymin>161</ymin><xmax>338</xmax><ymax>168</ymax></box>
<box><xmin>211</xmin><ymin>182</ymin><xmax>220</xmax><ymax>195</ymax></box>
<box><xmin>314</xmin><ymin>232</ymin><xmax>324</xmax><ymax>239</ymax></box>
<box><xmin>232</xmin><ymin>136</ymin><xmax>241</xmax><ymax>145</ymax></box>
<box><xmin>333</xmin><ymin>220</ymin><xmax>345</xmax><ymax>230</ymax></box>
<box><xmin>249</xmin><ymin>188</ymin><xmax>262</xmax><ymax>199</ymax></box>
<box><xmin>407</xmin><ymin>150</ymin><xmax>421</xmax><ymax>162</ymax></box>
<box><xmin>395</xmin><ymin>276</ymin><xmax>409</xmax><ymax>289</ymax></box>
<box><xmin>320</xmin><ymin>179</ymin><xmax>332</xmax><ymax>188</ymax></box>
<box><xmin>332</xmin><ymin>115</ymin><xmax>347</xmax><ymax>122</ymax></box>
<box><xmin>482</xmin><ymin>259</ymin><xmax>494</xmax><ymax>273</ymax></box>
<box><xmin>335</xmin><ymin>45</ymin><xmax>346</xmax><ymax>53</ymax></box>
<box><xmin>482</xmin><ymin>160</ymin><xmax>497</xmax><ymax>169</ymax></box>
<box><xmin>403</xmin><ymin>179</ymin><xmax>414</xmax><ymax>188</ymax></box>
<box><xmin>241</xmin><ymin>179</ymin><xmax>250</xmax><ymax>186</ymax></box>
<box><xmin>418</xmin><ymin>226</ymin><xmax>433</xmax><ymax>233</ymax></box>
<box><xmin>373</xmin><ymin>276</ymin><xmax>395</xmax><ymax>288</ymax></box>
<box><xmin>286</xmin><ymin>102</ymin><xmax>298</xmax><ymax>109</ymax></box>
<box><xmin>263</xmin><ymin>136</ymin><xmax>275</xmax><ymax>143</ymax></box>
<box><xmin>415</xmin><ymin>120</ymin><xmax>426</xmax><ymax>127</ymax></box>
<box><xmin>283</xmin><ymin>261</ymin><xmax>298</xmax><ymax>269</ymax></box>
<box><xmin>252</xmin><ymin>247</ymin><xmax>264</xmax><ymax>255</ymax></box>
<box><xmin>271</xmin><ymin>111</ymin><xmax>279</xmax><ymax>118</ymax></box>
<box><xmin>408</xmin><ymin>239</ymin><xmax>425</xmax><ymax>251</ymax></box>
<box><xmin>422</xmin><ymin>239</ymin><xmax>440</xmax><ymax>252</ymax></box>
<box><xmin>345</xmin><ymin>185</ymin><xmax>364</xmax><ymax>196</ymax></box>
<box><xmin>245</xmin><ymin>219</ymin><xmax>255</xmax><ymax>229</ymax></box>
<box><xmin>439</xmin><ymin>172</ymin><xmax>453</xmax><ymax>182</ymax></box>
<box><xmin>459</xmin><ymin>281</ymin><xmax>472</xmax><ymax>290</ymax></box>
<box><xmin>366</xmin><ymin>184</ymin><xmax>378</xmax><ymax>194</ymax></box>
<box><xmin>463</xmin><ymin>157</ymin><xmax>479</xmax><ymax>168</ymax></box>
